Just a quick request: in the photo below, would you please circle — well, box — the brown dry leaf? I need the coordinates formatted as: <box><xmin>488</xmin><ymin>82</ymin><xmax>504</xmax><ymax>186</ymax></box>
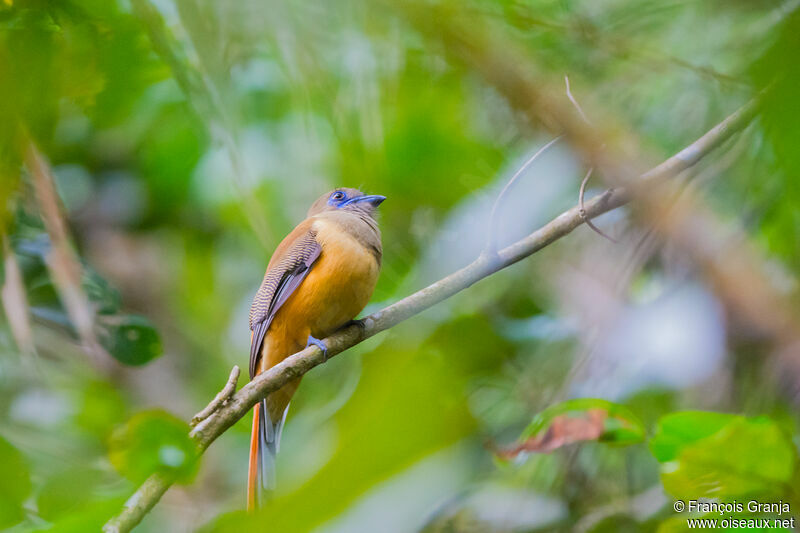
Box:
<box><xmin>495</xmin><ymin>408</ymin><xmax>608</xmax><ymax>459</ymax></box>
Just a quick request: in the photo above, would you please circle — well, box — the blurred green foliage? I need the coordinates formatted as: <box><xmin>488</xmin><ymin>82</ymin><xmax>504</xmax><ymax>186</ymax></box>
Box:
<box><xmin>750</xmin><ymin>7</ymin><xmax>800</xmax><ymax>270</ymax></box>
<box><xmin>12</xmin><ymin>219</ymin><xmax>163</xmax><ymax>364</ymax></box>
<box><xmin>489</xmin><ymin>404</ymin><xmax>800</xmax><ymax>531</ymax></box>
<box><xmin>0</xmin><ymin>435</ymin><xmax>31</xmax><ymax>528</ymax></box>
<box><xmin>109</xmin><ymin>410</ymin><xmax>199</xmax><ymax>483</ymax></box>
<box><xmin>0</xmin><ymin>0</ymin><xmax>798</xmax><ymax>532</ymax></box>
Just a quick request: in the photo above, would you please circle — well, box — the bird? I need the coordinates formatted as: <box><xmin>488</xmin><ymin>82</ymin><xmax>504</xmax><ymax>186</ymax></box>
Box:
<box><xmin>247</xmin><ymin>187</ymin><xmax>385</xmax><ymax>509</ymax></box>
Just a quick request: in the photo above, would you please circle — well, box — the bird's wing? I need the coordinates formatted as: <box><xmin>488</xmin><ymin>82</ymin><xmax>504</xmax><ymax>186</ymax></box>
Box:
<box><xmin>248</xmin><ymin>221</ymin><xmax>321</xmax><ymax>379</ymax></box>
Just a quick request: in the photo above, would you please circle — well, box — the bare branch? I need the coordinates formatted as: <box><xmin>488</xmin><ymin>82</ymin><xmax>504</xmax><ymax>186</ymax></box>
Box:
<box><xmin>103</xmin><ymin>98</ymin><xmax>758</xmax><ymax>533</ymax></box>
<box><xmin>190</xmin><ymin>366</ymin><xmax>241</xmax><ymax>427</ymax></box>
<box><xmin>399</xmin><ymin>2</ymin><xmax>800</xmax><ymax>370</ymax></box>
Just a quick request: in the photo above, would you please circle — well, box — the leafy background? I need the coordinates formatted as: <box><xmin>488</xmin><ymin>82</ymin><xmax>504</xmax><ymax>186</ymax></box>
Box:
<box><xmin>0</xmin><ymin>0</ymin><xmax>799</xmax><ymax>531</ymax></box>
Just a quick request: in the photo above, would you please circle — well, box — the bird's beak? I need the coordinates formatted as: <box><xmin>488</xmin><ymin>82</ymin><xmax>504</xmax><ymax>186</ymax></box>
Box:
<box><xmin>349</xmin><ymin>194</ymin><xmax>386</xmax><ymax>207</ymax></box>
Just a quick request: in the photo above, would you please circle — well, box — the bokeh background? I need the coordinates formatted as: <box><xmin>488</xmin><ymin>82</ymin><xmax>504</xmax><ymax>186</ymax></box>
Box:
<box><xmin>1</xmin><ymin>0</ymin><xmax>799</xmax><ymax>531</ymax></box>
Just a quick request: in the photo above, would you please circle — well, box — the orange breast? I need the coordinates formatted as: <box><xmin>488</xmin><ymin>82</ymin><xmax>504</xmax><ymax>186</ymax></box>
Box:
<box><xmin>259</xmin><ymin>217</ymin><xmax>380</xmax><ymax>371</ymax></box>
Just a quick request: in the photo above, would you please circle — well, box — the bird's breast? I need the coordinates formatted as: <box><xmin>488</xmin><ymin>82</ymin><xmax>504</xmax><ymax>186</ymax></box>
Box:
<box><xmin>289</xmin><ymin>218</ymin><xmax>380</xmax><ymax>337</ymax></box>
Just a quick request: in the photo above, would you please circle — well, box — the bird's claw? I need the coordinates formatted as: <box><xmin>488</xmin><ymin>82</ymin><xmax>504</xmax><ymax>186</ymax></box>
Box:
<box><xmin>306</xmin><ymin>335</ymin><xmax>329</xmax><ymax>360</ymax></box>
<box><xmin>342</xmin><ymin>318</ymin><xmax>367</xmax><ymax>330</ymax></box>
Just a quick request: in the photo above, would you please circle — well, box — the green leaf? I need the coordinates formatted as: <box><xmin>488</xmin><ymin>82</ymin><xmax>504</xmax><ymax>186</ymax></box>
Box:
<box><xmin>650</xmin><ymin>411</ymin><xmax>736</xmax><ymax>462</ymax></box>
<box><xmin>27</xmin><ymin>270</ymin><xmax>121</xmax><ymax>325</ymax></box>
<box><xmin>98</xmin><ymin>314</ymin><xmax>162</xmax><ymax>366</ymax></box>
<box><xmin>82</xmin><ymin>268</ymin><xmax>122</xmax><ymax>315</ymax></box>
<box><xmin>108</xmin><ymin>410</ymin><xmax>198</xmax><ymax>483</ymax></box>
<box><xmin>0</xmin><ymin>436</ymin><xmax>32</xmax><ymax>529</ymax></box>
<box><xmin>652</xmin><ymin>413</ymin><xmax>796</xmax><ymax>499</ymax></box>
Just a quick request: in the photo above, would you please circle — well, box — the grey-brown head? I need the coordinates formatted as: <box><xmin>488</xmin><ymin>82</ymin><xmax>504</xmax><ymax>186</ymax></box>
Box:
<box><xmin>307</xmin><ymin>188</ymin><xmax>386</xmax><ymax>218</ymax></box>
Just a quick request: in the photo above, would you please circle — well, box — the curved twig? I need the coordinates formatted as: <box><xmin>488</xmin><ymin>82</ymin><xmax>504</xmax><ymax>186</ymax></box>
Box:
<box><xmin>578</xmin><ymin>168</ymin><xmax>618</xmax><ymax>243</ymax></box>
<box><xmin>190</xmin><ymin>366</ymin><xmax>241</xmax><ymax>427</ymax></box>
<box><xmin>564</xmin><ymin>75</ymin><xmax>593</xmax><ymax>126</ymax></box>
<box><xmin>486</xmin><ymin>135</ymin><xmax>562</xmax><ymax>253</ymax></box>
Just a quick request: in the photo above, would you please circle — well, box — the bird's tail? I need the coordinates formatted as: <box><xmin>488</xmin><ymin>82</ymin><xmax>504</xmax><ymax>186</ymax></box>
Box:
<box><xmin>247</xmin><ymin>398</ymin><xmax>288</xmax><ymax>510</ymax></box>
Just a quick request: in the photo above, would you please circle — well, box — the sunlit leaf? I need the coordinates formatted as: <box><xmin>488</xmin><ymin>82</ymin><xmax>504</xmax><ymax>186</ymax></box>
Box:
<box><xmin>652</xmin><ymin>413</ymin><xmax>795</xmax><ymax>499</ymax></box>
<box><xmin>649</xmin><ymin>411</ymin><xmax>735</xmax><ymax>463</ymax></box>
<box><xmin>108</xmin><ymin>410</ymin><xmax>198</xmax><ymax>483</ymax></box>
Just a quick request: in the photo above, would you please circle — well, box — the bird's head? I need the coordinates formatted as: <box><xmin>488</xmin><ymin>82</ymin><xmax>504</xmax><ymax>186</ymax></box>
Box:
<box><xmin>308</xmin><ymin>188</ymin><xmax>386</xmax><ymax>217</ymax></box>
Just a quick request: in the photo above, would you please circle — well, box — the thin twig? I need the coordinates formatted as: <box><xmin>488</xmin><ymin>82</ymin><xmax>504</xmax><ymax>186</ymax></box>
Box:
<box><xmin>190</xmin><ymin>366</ymin><xmax>241</xmax><ymax>427</ymax></box>
<box><xmin>578</xmin><ymin>168</ymin><xmax>618</xmax><ymax>243</ymax></box>
<box><xmin>486</xmin><ymin>136</ymin><xmax>562</xmax><ymax>253</ymax></box>
<box><xmin>565</xmin><ymin>76</ymin><xmax>617</xmax><ymax>243</ymax></box>
<box><xmin>564</xmin><ymin>75</ymin><xmax>592</xmax><ymax>126</ymax></box>
<box><xmin>102</xmin><ymin>98</ymin><xmax>758</xmax><ymax>533</ymax></box>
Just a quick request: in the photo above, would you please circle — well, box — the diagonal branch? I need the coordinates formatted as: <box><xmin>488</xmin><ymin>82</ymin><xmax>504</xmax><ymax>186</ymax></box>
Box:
<box><xmin>396</xmin><ymin>3</ymin><xmax>800</xmax><ymax>356</ymax></box>
<box><xmin>25</xmin><ymin>141</ymin><xmax>112</xmax><ymax>367</ymax></box>
<box><xmin>102</xmin><ymin>98</ymin><xmax>758</xmax><ymax>533</ymax></box>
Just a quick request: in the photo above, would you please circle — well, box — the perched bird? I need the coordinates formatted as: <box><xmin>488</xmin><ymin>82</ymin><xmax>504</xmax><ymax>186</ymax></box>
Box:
<box><xmin>247</xmin><ymin>188</ymin><xmax>385</xmax><ymax>509</ymax></box>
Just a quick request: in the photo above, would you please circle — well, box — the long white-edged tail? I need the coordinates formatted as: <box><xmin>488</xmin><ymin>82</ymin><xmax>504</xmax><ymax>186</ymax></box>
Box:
<box><xmin>247</xmin><ymin>399</ymin><xmax>287</xmax><ymax>510</ymax></box>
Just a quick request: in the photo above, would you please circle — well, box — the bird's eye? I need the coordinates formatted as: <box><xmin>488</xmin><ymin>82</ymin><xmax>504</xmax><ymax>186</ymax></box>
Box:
<box><xmin>332</xmin><ymin>191</ymin><xmax>346</xmax><ymax>201</ymax></box>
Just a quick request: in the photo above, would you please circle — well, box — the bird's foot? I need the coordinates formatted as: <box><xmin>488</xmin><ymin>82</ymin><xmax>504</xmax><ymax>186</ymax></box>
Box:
<box><xmin>306</xmin><ymin>335</ymin><xmax>329</xmax><ymax>361</ymax></box>
<box><xmin>342</xmin><ymin>318</ymin><xmax>366</xmax><ymax>331</ymax></box>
